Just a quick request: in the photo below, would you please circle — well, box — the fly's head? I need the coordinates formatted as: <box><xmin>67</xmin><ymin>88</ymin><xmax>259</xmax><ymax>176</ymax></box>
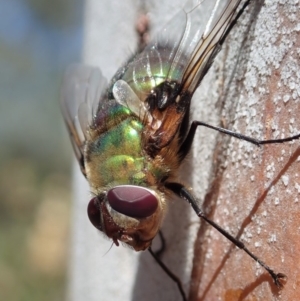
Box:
<box><xmin>87</xmin><ymin>185</ymin><xmax>166</xmax><ymax>251</ymax></box>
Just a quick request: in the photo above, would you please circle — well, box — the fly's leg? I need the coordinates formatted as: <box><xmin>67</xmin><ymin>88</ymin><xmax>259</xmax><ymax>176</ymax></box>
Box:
<box><xmin>165</xmin><ymin>182</ymin><xmax>287</xmax><ymax>288</ymax></box>
<box><xmin>149</xmin><ymin>231</ymin><xmax>186</xmax><ymax>300</ymax></box>
<box><xmin>178</xmin><ymin>120</ymin><xmax>300</xmax><ymax>160</ymax></box>
<box><xmin>152</xmin><ymin>230</ymin><xmax>166</xmax><ymax>258</ymax></box>
<box><xmin>148</xmin><ymin>247</ymin><xmax>187</xmax><ymax>301</ymax></box>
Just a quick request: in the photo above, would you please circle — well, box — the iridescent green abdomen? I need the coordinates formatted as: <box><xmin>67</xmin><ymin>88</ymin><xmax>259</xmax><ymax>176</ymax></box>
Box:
<box><xmin>121</xmin><ymin>47</ymin><xmax>186</xmax><ymax>102</ymax></box>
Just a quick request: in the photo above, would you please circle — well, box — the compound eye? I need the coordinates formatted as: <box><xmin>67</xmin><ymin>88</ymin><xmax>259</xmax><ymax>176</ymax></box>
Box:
<box><xmin>87</xmin><ymin>197</ymin><xmax>102</xmax><ymax>230</ymax></box>
<box><xmin>107</xmin><ymin>186</ymin><xmax>158</xmax><ymax>218</ymax></box>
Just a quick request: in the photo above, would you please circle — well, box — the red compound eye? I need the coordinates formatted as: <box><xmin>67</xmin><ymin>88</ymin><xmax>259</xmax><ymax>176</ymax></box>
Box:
<box><xmin>107</xmin><ymin>185</ymin><xmax>158</xmax><ymax>218</ymax></box>
<box><xmin>87</xmin><ymin>197</ymin><xmax>102</xmax><ymax>230</ymax></box>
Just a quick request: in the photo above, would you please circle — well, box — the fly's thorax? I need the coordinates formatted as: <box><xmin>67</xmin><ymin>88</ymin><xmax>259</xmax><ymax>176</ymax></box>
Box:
<box><xmin>85</xmin><ymin>109</ymin><xmax>145</xmax><ymax>189</ymax></box>
<box><xmin>88</xmin><ymin>185</ymin><xmax>167</xmax><ymax>251</ymax></box>
<box><xmin>144</xmin><ymin>125</ymin><xmax>183</xmax><ymax>182</ymax></box>
<box><xmin>84</xmin><ymin>100</ymin><xmax>180</xmax><ymax>190</ymax></box>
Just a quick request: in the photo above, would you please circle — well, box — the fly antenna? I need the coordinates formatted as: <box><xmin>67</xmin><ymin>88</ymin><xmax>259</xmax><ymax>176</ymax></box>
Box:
<box><xmin>102</xmin><ymin>242</ymin><xmax>115</xmax><ymax>257</ymax></box>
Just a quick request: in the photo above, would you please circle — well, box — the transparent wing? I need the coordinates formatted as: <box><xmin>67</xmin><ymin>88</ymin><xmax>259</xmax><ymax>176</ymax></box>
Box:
<box><xmin>60</xmin><ymin>64</ymin><xmax>107</xmax><ymax>174</ymax></box>
<box><xmin>122</xmin><ymin>0</ymin><xmax>243</xmax><ymax>100</ymax></box>
<box><xmin>120</xmin><ymin>0</ymin><xmax>244</xmax><ymax>151</ymax></box>
<box><xmin>162</xmin><ymin>0</ymin><xmax>244</xmax><ymax>93</ymax></box>
<box><xmin>179</xmin><ymin>0</ymin><xmax>244</xmax><ymax>93</ymax></box>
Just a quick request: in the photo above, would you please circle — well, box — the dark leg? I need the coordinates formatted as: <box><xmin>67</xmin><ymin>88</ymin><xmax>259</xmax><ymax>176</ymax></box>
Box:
<box><xmin>165</xmin><ymin>182</ymin><xmax>287</xmax><ymax>288</ymax></box>
<box><xmin>148</xmin><ymin>247</ymin><xmax>187</xmax><ymax>301</ymax></box>
<box><xmin>152</xmin><ymin>230</ymin><xmax>166</xmax><ymax>258</ymax></box>
<box><xmin>179</xmin><ymin>120</ymin><xmax>300</xmax><ymax>160</ymax></box>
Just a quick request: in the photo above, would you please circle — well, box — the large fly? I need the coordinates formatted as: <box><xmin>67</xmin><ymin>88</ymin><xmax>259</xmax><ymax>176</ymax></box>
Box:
<box><xmin>61</xmin><ymin>0</ymin><xmax>299</xmax><ymax>300</ymax></box>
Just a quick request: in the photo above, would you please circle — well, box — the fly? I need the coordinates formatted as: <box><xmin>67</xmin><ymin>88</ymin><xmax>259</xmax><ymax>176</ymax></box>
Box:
<box><xmin>61</xmin><ymin>0</ymin><xmax>300</xmax><ymax>300</ymax></box>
